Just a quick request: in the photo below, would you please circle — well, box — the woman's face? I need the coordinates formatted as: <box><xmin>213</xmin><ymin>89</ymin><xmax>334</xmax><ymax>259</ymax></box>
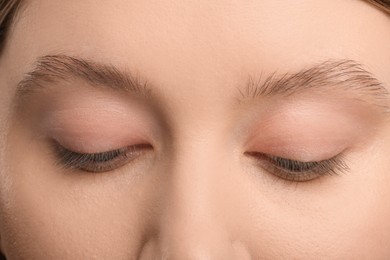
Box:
<box><xmin>0</xmin><ymin>0</ymin><xmax>390</xmax><ymax>259</ymax></box>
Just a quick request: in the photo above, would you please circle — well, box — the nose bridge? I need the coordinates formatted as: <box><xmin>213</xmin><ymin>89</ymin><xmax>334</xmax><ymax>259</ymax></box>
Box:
<box><xmin>156</xmin><ymin>133</ymin><xmax>236</xmax><ymax>259</ymax></box>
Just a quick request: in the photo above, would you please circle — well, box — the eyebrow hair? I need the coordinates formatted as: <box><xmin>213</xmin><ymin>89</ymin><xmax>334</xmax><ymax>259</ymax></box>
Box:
<box><xmin>15</xmin><ymin>54</ymin><xmax>152</xmax><ymax>100</ymax></box>
<box><xmin>240</xmin><ymin>59</ymin><xmax>390</xmax><ymax>113</ymax></box>
<box><xmin>15</xmin><ymin>56</ymin><xmax>390</xmax><ymax>116</ymax></box>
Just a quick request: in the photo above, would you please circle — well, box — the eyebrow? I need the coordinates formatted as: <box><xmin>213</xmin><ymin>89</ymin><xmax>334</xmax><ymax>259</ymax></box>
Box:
<box><xmin>239</xmin><ymin>59</ymin><xmax>390</xmax><ymax>113</ymax></box>
<box><xmin>15</xmin><ymin>54</ymin><xmax>151</xmax><ymax>100</ymax></box>
<box><xmin>15</xmin><ymin>55</ymin><xmax>390</xmax><ymax>114</ymax></box>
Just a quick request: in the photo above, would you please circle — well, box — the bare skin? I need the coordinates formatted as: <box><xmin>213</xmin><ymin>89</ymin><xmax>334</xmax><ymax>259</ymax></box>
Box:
<box><xmin>0</xmin><ymin>0</ymin><xmax>390</xmax><ymax>259</ymax></box>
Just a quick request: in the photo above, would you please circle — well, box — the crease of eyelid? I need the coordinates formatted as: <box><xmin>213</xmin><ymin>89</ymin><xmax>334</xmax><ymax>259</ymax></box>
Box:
<box><xmin>237</xmin><ymin>59</ymin><xmax>390</xmax><ymax>116</ymax></box>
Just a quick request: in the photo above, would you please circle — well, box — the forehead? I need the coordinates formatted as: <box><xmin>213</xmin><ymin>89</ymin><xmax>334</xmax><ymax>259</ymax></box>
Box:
<box><xmin>4</xmin><ymin>0</ymin><xmax>390</xmax><ymax>92</ymax></box>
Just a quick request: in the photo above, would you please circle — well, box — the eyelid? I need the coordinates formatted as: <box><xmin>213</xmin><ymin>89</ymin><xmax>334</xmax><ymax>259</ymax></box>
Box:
<box><xmin>37</xmin><ymin>92</ymin><xmax>158</xmax><ymax>154</ymax></box>
<box><xmin>239</xmin><ymin>95</ymin><xmax>380</xmax><ymax>161</ymax></box>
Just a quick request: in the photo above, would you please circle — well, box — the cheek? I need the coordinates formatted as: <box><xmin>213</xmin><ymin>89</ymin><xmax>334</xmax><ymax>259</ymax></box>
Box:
<box><xmin>0</xmin><ymin>168</ymin><xmax>149</xmax><ymax>259</ymax></box>
<box><xmin>0</xmin><ymin>125</ymin><xmax>157</xmax><ymax>259</ymax></box>
<box><xmin>241</xmin><ymin>136</ymin><xmax>390</xmax><ymax>258</ymax></box>
<box><xmin>242</xmin><ymin>185</ymin><xmax>390</xmax><ymax>258</ymax></box>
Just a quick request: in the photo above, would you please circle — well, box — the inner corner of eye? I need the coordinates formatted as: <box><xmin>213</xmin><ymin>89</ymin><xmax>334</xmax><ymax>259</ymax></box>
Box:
<box><xmin>244</xmin><ymin>151</ymin><xmax>267</xmax><ymax>158</ymax></box>
<box><xmin>47</xmin><ymin>138</ymin><xmax>89</xmax><ymax>155</ymax></box>
<box><xmin>244</xmin><ymin>150</ymin><xmax>305</xmax><ymax>163</ymax></box>
<box><xmin>49</xmin><ymin>138</ymin><xmax>65</xmax><ymax>150</ymax></box>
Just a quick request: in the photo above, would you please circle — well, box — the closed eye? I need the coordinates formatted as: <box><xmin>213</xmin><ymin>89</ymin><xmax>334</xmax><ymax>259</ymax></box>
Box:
<box><xmin>52</xmin><ymin>141</ymin><xmax>153</xmax><ymax>173</ymax></box>
<box><xmin>245</xmin><ymin>152</ymin><xmax>349</xmax><ymax>182</ymax></box>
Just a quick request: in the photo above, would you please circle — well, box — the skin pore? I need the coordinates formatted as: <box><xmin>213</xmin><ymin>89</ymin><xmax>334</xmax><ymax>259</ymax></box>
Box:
<box><xmin>0</xmin><ymin>0</ymin><xmax>390</xmax><ymax>259</ymax></box>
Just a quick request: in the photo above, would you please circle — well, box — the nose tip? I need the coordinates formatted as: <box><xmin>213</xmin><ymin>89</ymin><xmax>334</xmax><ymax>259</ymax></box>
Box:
<box><xmin>158</xmin><ymin>218</ymin><xmax>234</xmax><ymax>259</ymax></box>
<box><xmin>139</xmin><ymin>227</ymin><xmax>251</xmax><ymax>260</ymax></box>
<box><xmin>140</xmin><ymin>190</ymin><xmax>234</xmax><ymax>259</ymax></box>
<box><xmin>137</xmin><ymin>177</ymin><xmax>251</xmax><ymax>259</ymax></box>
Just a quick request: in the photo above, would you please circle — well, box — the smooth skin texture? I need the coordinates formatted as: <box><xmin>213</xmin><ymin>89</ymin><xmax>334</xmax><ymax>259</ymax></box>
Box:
<box><xmin>1</xmin><ymin>0</ymin><xmax>390</xmax><ymax>259</ymax></box>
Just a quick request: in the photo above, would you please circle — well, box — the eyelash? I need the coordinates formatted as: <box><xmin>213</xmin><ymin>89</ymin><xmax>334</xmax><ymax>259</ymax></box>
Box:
<box><xmin>52</xmin><ymin>142</ymin><xmax>152</xmax><ymax>173</ymax></box>
<box><xmin>246</xmin><ymin>152</ymin><xmax>349</xmax><ymax>182</ymax></box>
<box><xmin>52</xmin><ymin>141</ymin><xmax>349</xmax><ymax>181</ymax></box>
